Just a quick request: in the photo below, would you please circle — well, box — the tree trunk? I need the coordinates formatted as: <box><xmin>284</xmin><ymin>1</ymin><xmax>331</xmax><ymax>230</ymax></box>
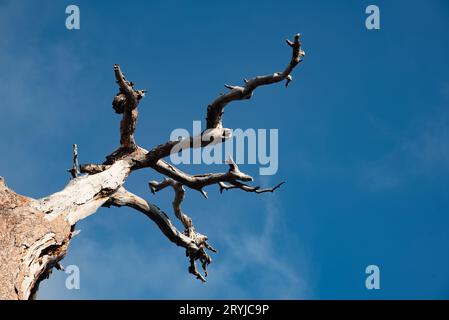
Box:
<box><xmin>0</xmin><ymin>160</ymin><xmax>131</xmax><ymax>299</ymax></box>
<box><xmin>0</xmin><ymin>177</ymin><xmax>71</xmax><ymax>299</ymax></box>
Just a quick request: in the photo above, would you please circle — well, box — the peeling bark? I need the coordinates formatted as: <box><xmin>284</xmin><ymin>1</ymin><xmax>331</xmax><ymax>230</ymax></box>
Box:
<box><xmin>0</xmin><ymin>34</ymin><xmax>305</xmax><ymax>299</ymax></box>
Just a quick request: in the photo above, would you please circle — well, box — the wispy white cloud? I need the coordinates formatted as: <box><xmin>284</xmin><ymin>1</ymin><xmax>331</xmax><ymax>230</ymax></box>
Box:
<box><xmin>359</xmin><ymin>106</ymin><xmax>449</xmax><ymax>190</ymax></box>
<box><xmin>38</xmin><ymin>190</ymin><xmax>312</xmax><ymax>299</ymax></box>
<box><xmin>212</xmin><ymin>193</ymin><xmax>310</xmax><ymax>299</ymax></box>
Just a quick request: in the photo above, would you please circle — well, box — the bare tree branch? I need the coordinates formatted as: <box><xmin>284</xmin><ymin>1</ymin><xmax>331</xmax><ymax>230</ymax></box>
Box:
<box><xmin>107</xmin><ymin>187</ymin><xmax>215</xmax><ymax>282</ymax></box>
<box><xmin>149</xmin><ymin>157</ymin><xmax>253</xmax><ymax>194</ymax></box>
<box><xmin>132</xmin><ymin>34</ymin><xmax>305</xmax><ymax>164</ymax></box>
<box><xmin>84</xmin><ymin>35</ymin><xmax>305</xmax><ymax>170</ymax></box>
<box><xmin>111</xmin><ymin>64</ymin><xmax>147</xmax><ymax>153</ymax></box>
<box><xmin>149</xmin><ymin>178</ymin><xmax>192</xmax><ymax>230</ymax></box>
<box><xmin>0</xmin><ymin>33</ymin><xmax>305</xmax><ymax>298</ymax></box>
<box><xmin>107</xmin><ymin>187</ymin><xmax>190</xmax><ymax>247</ymax></box>
<box><xmin>218</xmin><ymin>181</ymin><xmax>286</xmax><ymax>194</ymax></box>
<box><xmin>56</xmin><ymin>33</ymin><xmax>304</xmax><ymax>282</ymax></box>
<box><xmin>206</xmin><ymin>33</ymin><xmax>305</xmax><ymax>129</ymax></box>
<box><xmin>67</xmin><ymin>144</ymin><xmax>79</xmax><ymax>178</ymax></box>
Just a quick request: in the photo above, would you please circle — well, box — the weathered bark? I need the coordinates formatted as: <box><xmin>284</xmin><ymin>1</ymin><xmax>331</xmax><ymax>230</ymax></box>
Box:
<box><xmin>0</xmin><ymin>177</ymin><xmax>71</xmax><ymax>300</ymax></box>
<box><xmin>0</xmin><ymin>158</ymin><xmax>133</xmax><ymax>299</ymax></box>
<box><xmin>0</xmin><ymin>34</ymin><xmax>305</xmax><ymax>299</ymax></box>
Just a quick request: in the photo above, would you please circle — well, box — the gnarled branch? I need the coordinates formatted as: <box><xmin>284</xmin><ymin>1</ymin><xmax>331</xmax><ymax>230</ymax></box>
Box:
<box><xmin>69</xmin><ymin>34</ymin><xmax>303</xmax><ymax>283</ymax></box>
<box><xmin>111</xmin><ymin>64</ymin><xmax>147</xmax><ymax>152</ymax></box>
<box><xmin>71</xmin><ymin>34</ymin><xmax>304</xmax><ymax>283</ymax></box>
<box><xmin>107</xmin><ymin>187</ymin><xmax>215</xmax><ymax>282</ymax></box>
<box><xmin>206</xmin><ymin>33</ymin><xmax>305</xmax><ymax>129</ymax></box>
<box><xmin>149</xmin><ymin>157</ymin><xmax>253</xmax><ymax>195</ymax></box>
<box><xmin>0</xmin><ymin>33</ymin><xmax>305</xmax><ymax>299</ymax></box>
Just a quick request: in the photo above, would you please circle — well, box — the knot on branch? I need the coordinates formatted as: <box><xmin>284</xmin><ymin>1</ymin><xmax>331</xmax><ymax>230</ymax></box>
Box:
<box><xmin>112</xmin><ymin>92</ymin><xmax>127</xmax><ymax>114</ymax></box>
<box><xmin>112</xmin><ymin>64</ymin><xmax>146</xmax><ymax>106</ymax></box>
<box><xmin>113</xmin><ymin>89</ymin><xmax>147</xmax><ymax>114</ymax></box>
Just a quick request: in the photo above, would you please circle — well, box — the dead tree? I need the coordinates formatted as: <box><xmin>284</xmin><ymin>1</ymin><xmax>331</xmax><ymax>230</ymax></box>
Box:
<box><xmin>0</xmin><ymin>34</ymin><xmax>305</xmax><ymax>299</ymax></box>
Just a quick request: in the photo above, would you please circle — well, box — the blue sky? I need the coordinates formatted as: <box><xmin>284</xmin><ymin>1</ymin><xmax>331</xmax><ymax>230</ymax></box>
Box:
<box><xmin>0</xmin><ymin>0</ymin><xmax>448</xmax><ymax>299</ymax></box>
